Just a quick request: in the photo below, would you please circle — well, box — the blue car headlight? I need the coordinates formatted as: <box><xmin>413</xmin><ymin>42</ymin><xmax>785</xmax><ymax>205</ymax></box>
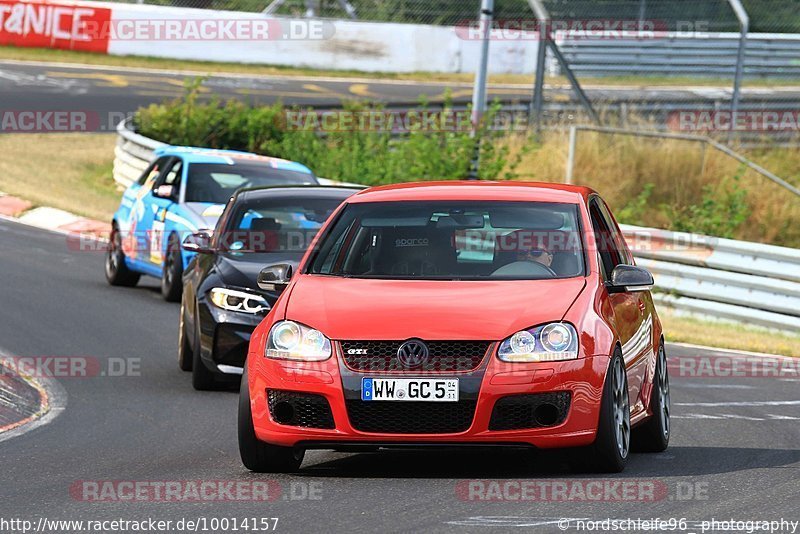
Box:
<box><xmin>498</xmin><ymin>322</ymin><xmax>579</xmax><ymax>362</ymax></box>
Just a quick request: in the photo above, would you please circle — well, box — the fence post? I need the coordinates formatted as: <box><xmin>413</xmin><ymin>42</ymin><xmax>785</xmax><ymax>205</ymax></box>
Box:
<box><xmin>467</xmin><ymin>0</ymin><xmax>494</xmax><ymax>180</ymax></box>
<box><xmin>727</xmin><ymin>0</ymin><xmax>750</xmax><ymax>142</ymax></box>
<box><xmin>565</xmin><ymin>125</ymin><xmax>577</xmax><ymax>184</ymax></box>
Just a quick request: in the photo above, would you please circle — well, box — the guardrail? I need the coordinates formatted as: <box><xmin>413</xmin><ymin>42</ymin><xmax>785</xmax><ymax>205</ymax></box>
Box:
<box><xmin>622</xmin><ymin>224</ymin><xmax>800</xmax><ymax>333</ymax></box>
<box><xmin>555</xmin><ymin>32</ymin><xmax>800</xmax><ymax>78</ymax></box>
<box><xmin>113</xmin><ymin>119</ymin><xmax>343</xmax><ymax>188</ymax></box>
<box><xmin>114</xmin><ymin>120</ymin><xmax>800</xmax><ymax>333</ymax></box>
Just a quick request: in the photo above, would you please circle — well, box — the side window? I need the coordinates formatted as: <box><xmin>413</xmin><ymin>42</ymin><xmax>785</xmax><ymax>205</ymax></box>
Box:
<box><xmin>137</xmin><ymin>157</ymin><xmax>170</xmax><ymax>187</ymax></box>
<box><xmin>597</xmin><ymin>199</ymin><xmax>632</xmax><ymax>266</ymax></box>
<box><xmin>589</xmin><ymin>200</ymin><xmax>621</xmax><ymax>279</ymax></box>
<box><xmin>162</xmin><ymin>160</ymin><xmax>182</xmax><ymax>187</ymax></box>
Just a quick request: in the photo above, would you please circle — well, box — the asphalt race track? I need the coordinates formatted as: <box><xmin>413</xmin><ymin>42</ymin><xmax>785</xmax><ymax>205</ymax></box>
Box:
<box><xmin>1</xmin><ymin>217</ymin><xmax>798</xmax><ymax>532</ymax></box>
<box><xmin>4</xmin><ymin>60</ymin><xmax>800</xmax><ymax>131</ymax></box>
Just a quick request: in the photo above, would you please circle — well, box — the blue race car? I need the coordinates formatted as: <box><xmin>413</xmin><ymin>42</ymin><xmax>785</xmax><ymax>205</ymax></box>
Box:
<box><xmin>105</xmin><ymin>146</ymin><xmax>318</xmax><ymax>301</ymax></box>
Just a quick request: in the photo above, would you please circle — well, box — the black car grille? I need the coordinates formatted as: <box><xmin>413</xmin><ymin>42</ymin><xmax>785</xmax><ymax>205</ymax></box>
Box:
<box><xmin>339</xmin><ymin>341</ymin><xmax>491</xmax><ymax>372</ymax></box>
<box><xmin>345</xmin><ymin>399</ymin><xmax>477</xmax><ymax>434</ymax></box>
<box><xmin>267</xmin><ymin>390</ymin><xmax>335</xmax><ymax>429</ymax></box>
<box><xmin>489</xmin><ymin>392</ymin><xmax>572</xmax><ymax>431</ymax></box>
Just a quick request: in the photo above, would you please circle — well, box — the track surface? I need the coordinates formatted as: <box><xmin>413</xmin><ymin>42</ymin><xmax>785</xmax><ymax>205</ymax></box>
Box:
<box><xmin>0</xmin><ymin>218</ymin><xmax>798</xmax><ymax>532</ymax></box>
<box><xmin>3</xmin><ymin>60</ymin><xmax>800</xmax><ymax>130</ymax></box>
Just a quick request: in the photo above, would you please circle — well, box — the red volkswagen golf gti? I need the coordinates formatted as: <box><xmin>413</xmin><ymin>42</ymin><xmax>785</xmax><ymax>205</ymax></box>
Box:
<box><xmin>239</xmin><ymin>182</ymin><xmax>671</xmax><ymax>473</ymax></box>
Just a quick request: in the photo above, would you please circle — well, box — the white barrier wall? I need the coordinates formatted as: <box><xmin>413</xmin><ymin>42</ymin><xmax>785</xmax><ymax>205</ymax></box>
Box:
<box><xmin>0</xmin><ymin>0</ymin><xmax>538</xmax><ymax>74</ymax></box>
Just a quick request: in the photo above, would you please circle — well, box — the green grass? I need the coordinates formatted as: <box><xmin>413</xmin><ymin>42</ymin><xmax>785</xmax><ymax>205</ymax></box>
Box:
<box><xmin>3</xmin><ymin>45</ymin><xmax>800</xmax><ymax>87</ymax></box>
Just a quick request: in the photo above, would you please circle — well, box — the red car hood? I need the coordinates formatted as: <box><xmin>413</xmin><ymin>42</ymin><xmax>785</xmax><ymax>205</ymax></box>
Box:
<box><xmin>284</xmin><ymin>275</ymin><xmax>587</xmax><ymax>341</ymax></box>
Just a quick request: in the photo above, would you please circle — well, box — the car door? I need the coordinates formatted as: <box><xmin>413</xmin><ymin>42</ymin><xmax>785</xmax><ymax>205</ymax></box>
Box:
<box><xmin>590</xmin><ymin>197</ymin><xmax>652</xmax><ymax>415</ymax></box>
<box><xmin>144</xmin><ymin>158</ymin><xmax>183</xmax><ymax>269</ymax></box>
<box><xmin>122</xmin><ymin>156</ymin><xmax>171</xmax><ymax>270</ymax></box>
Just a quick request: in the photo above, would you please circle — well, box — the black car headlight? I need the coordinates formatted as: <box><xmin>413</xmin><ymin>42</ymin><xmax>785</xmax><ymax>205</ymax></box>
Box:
<box><xmin>498</xmin><ymin>322</ymin><xmax>579</xmax><ymax>362</ymax></box>
<box><xmin>209</xmin><ymin>288</ymin><xmax>269</xmax><ymax>314</ymax></box>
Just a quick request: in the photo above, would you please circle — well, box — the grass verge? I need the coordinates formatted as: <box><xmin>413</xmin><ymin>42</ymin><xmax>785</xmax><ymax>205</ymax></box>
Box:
<box><xmin>660</xmin><ymin>309</ymin><xmax>800</xmax><ymax>358</ymax></box>
<box><xmin>3</xmin><ymin>45</ymin><xmax>800</xmax><ymax>87</ymax></box>
<box><xmin>0</xmin><ymin>133</ymin><xmax>117</xmax><ymax>222</ymax></box>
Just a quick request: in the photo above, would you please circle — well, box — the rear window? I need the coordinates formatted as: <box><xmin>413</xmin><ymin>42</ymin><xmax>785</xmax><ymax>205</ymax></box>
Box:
<box><xmin>308</xmin><ymin>201</ymin><xmax>585</xmax><ymax>280</ymax></box>
<box><xmin>184</xmin><ymin>163</ymin><xmax>316</xmax><ymax>204</ymax></box>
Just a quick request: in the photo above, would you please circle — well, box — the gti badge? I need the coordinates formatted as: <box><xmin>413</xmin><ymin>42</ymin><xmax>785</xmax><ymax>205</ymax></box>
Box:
<box><xmin>396</xmin><ymin>339</ymin><xmax>430</xmax><ymax>368</ymax></box>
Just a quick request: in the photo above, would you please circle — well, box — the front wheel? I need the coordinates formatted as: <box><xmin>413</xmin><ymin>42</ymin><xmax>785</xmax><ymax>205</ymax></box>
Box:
<box><xmin>585</xmin><ymin>350</ymin><xmax>630</xmax><ymax>473</ymax></box>
<box><xmin>633</xmin><ymin>343</ymin><xmax>671</xmax><ymax>452</ymax></box>
<box><xmin>238</xmin><ymin>369</ymin><xmax>304</xmax><ymax>473</ymax></box>
<box><xmin>105</xmin><ymin>224</ymin><xmax>140</xmax><ymax>287</ymax></box>
<box><xmin>161</xmin><ymin>234</ymin><xmax>183</xmax><ymax>302</ymax></box>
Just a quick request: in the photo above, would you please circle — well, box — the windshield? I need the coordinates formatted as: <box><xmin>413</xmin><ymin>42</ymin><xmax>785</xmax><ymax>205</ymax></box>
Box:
<box><xmin>308</xmin><ymin>201</ymin><xmax>585</xmax><ymax>280</ymax></box>
<box><xmin>184</xmin><ymin>163</ymin><xmax>316</xmax><ymax>204</ymax></box>
<box><xmin>218</xmin><ymin>195</ymin><xmax>346</xmax><ymax>253</ymax></box>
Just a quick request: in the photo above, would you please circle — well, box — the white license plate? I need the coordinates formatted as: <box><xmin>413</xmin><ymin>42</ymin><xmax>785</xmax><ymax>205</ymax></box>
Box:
<box><xmin>361</xmin><ymin>378</ymin><xmax>459</xmax><ymax>402</ymax></box>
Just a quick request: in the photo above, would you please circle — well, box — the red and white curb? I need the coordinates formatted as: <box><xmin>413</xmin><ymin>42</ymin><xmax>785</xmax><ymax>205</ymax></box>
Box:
<box><xmin>0</xmin><ymin>353</ymin><xmax>67</xmax><ymax>443</ymax></box>
<box><xmin>0</xmin><ymin>192</ymin><xmax>108</xmax><ymax>241</ymax></box>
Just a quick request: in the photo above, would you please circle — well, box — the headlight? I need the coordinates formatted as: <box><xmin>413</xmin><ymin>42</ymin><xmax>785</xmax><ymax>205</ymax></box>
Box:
<box><xmin>209</xmin><ymin>288</ymin><xmax>269</xmax><ymax>314</ymax></box>
<box><xmin>498</xmin><ymin>322</ymin><xmax>579</xmax><ymax>362</ymax></box>
<box><xmin>265</xmin><ymin>321</ymin><xmax>331</xmax><ymax>361</ymax></box>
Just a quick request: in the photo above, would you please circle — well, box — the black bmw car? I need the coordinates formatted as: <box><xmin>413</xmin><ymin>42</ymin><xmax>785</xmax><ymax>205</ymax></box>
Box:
<box><xmin>178</xmin><ymin>185</ymin><xmax>361</xmax><ymax>390</ymax></box>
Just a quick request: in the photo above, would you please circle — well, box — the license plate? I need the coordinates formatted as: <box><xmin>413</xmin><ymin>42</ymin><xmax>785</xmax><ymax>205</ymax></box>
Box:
<box><xmin>361</xmin><ymin>378</ymin><xmax>459</xmax><ymax>402</ymax></box>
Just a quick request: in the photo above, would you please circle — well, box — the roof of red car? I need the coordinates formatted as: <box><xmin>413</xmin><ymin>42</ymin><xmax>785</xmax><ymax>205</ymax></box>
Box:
<box><xmin>347</xmin><ymin>181</ymin><xmax>596</xmax><ymax>204</ymax></box>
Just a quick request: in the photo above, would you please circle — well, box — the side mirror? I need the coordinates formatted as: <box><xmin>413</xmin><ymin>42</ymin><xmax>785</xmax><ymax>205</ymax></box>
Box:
<box><xmin>258</xmin><ymin>263</ymin><xmax>293</xmax><ymax>292</ymax></box>
<box><xmin>182</xmin><ymin>232</ymin><xmax>213</xmax><ymax>254</ymax></box>
<box><xmin>607</xmin><ymin>265</ymin><xmax>654</xmax><ymax>293</ymax></box>
<box><xmin>153</xmin><ymin>184</ymin><xmax>175</xmax><ymax>199</ymax></box>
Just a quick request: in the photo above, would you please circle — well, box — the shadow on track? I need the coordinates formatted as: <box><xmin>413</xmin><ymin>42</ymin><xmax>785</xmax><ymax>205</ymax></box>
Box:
<box><xmin>294</xmin><ymin>446</ymin><xmax>800</xmax><ymax>479</ymax></box>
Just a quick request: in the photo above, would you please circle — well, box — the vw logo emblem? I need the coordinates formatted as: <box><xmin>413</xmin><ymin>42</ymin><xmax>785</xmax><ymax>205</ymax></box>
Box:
<box><xmin>397</xmin><ymin>339</ymin><xmax>429</xmax><ymax>368</ymax></box>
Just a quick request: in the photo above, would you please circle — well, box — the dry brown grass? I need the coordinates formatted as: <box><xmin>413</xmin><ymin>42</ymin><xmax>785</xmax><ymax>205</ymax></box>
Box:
<box><xmin>660</xmin><ymin>309</ymin><xmax>800</xmax><ymax>357</ymax></box>
<box><xmin>0</xmin><ymin>133</ymin><xmax>117</xmax><ymax>221</ymax></box>
<box><xmin>501</xmin><ymin>130</ymin><xmax>800</xmax><ymax>247</ymax></box>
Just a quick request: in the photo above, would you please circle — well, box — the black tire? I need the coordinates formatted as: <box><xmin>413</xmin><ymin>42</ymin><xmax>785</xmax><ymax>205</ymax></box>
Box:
<box><xmin>586</xmin><ymin>349</ymin><xmax>631</xmax><ymax>473</ymax></box>
<box><xmin>177</xmin><ymin>294</ymin><xmax>193</xmax><ymax>372</ymax></box>
<box><xmin>238</xmin><ymin>369</ymin><xmax>304</xmax><ymax>473</ymax></box>
<box><xmin>191</xmin><ymin>305</ymin><xmax>217</xmax><ymax>391</ymax></box>
<box><xmin>161</xmin><ymin>234</ymin><xmax>183</xmax><ymax>302</ymax></box>
<box><xmin>105</xmin><ymin>224</ymin><xmax>140</xmax><ymax>287</ymax></box>
<box><xmin>633</xmin><ymin>343</ymin><xmax>671</xmax><ymax>452</ymax></box>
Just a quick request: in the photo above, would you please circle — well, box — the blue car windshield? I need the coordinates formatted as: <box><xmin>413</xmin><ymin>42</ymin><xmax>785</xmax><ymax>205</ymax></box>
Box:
<box><xmin>184</xmin><ymin>163</ymin><xmax>316</xmax><ymax>204</ymax></box>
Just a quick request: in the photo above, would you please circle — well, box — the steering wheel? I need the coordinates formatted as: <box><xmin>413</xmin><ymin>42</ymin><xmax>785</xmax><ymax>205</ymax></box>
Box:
<box><xmin>491</xmin><ymin>260</ymin><xmax>557</xmax><ymax>278</ymax></box>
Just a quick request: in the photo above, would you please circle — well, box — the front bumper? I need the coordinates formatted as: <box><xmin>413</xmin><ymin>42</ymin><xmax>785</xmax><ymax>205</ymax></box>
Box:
<box><xmin>199</xmin><ymin>302</ymin><xmax>264</xmax><ymax>374</ymax></box>
<box><xmin>248</xmin><ymin>343</ymin><xmax>610</xmax><ymax>449</ymax></box>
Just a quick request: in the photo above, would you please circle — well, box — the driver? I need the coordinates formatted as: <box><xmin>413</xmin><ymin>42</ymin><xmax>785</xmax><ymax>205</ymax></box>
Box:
<box><xmin>517</xmin><ymin>245</ymin><xmax>554</xmax><ymax>270</ymax></box>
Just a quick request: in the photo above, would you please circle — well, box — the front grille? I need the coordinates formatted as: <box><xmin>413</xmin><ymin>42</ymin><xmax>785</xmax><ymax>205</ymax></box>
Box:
<box><xmin>267</xmin><ymin>390</ymin><xmax>335</xmax><ymax>429</ymax></box>
<box><xmin>489</xmin><ymin>392</ymin><xmax>572</xmax><ymax>431</ymax></box>
<box><xmin>345</xmin><ymin>399</ymin><xmax>477</xmax><ymax>434</ymax></box>
<box><xmin>339</xmin><ymin>340</ymin><xmax>491</xmax><ymax>372</ymax></box>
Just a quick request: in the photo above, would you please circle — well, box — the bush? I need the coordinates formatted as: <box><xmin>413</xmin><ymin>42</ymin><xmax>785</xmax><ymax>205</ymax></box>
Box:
<box><xmin>135</xmin><ymin>81</ymin><xmax>520</xmax><ymax>185</ymax></box>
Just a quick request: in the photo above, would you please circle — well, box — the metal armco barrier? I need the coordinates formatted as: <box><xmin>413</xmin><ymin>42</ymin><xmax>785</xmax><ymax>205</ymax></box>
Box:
<box><xmin>113</xmin><ymin>120</ymin><xmax>351</xmax><ymax>190</ymax></box>
<box><xmin>556</xmin><ymin>33</ymin><xmax>800</xmax><ymax>78</ymax></box>
<box><xmin>621</xmin><ymin>225</ymin><xmax>800</xmax><ymax>333</ymax></box>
